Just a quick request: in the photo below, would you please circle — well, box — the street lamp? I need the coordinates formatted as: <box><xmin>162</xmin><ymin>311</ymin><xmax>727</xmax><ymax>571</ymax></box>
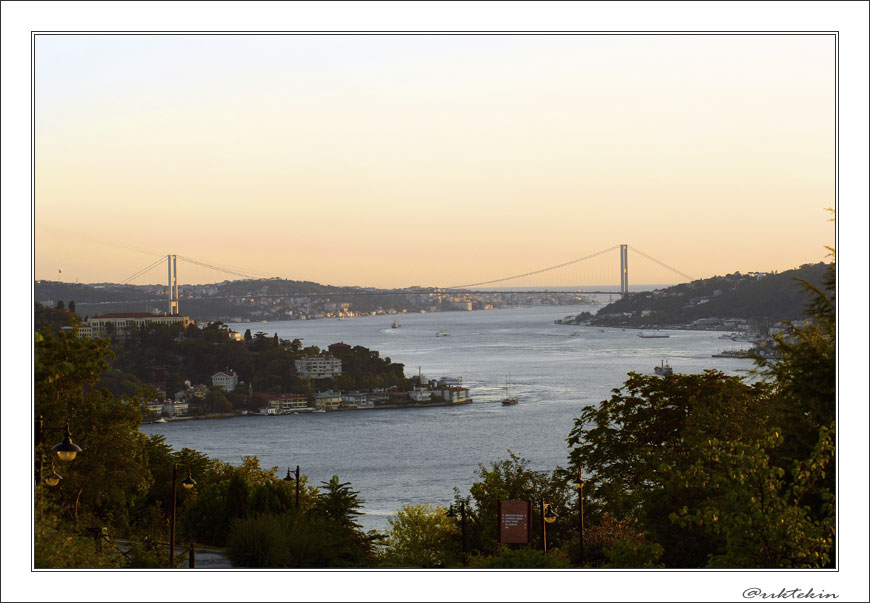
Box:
<box><xmin>283</xmin><ymin>465</ymin><xmax>300</xmax><ymax>509</ymax></box>
<box><xmin>52</xmin><ymin>423</ymin><xmax>83</xmax><ymax>462</ymax></box>
<box><xmin>35</xmin><ymin>416</ymin><xmax>82</xmax><ymax>483</ymax></box>
<box><xmin>572</xmin><ymin>468</ymin><xmax>586</xmax><ymax>563</ymax></box>
<box><xmin>541</xmin><ymin>502</ymin><xmax>558</xmax><ymax>554</ymax></box>
<box><xmin>44</xmin><ymin>463</ymin><xmax>63</xmax><ymax>488</ymax></box>
<box><xmin>446</xmin><ymin>502</ymin><xmax>468</xmax><ymax>565</ymax></box>
<box><xmin>169</xmin><ymin>463</ymin><xmax>196</xmax><ymax>568</ymax></box>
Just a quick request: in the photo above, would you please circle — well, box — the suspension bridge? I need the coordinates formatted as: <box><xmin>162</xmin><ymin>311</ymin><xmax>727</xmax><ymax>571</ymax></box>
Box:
<box><xmin>92</xmin><ymin>245</ymin><xmax>695</xmax><ymax>313</ymax></box>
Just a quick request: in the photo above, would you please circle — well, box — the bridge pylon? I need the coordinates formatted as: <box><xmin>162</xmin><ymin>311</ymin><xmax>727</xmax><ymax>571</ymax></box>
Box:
<box><xmin>168</xmin><ymin>255</ymin><xmax>179</xmax><ymax>315</ymax></box>
<box><xmin>619</xmin><ymin>244</ymin><xmax>629</xmax><ymax>295</ymax></box>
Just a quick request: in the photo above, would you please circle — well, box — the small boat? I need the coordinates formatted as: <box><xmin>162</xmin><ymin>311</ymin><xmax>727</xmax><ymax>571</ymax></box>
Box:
<box><xmin>153</xmin><ymin>417</ymin><xmax>168</xmax><ymax>423</ymax></box>
<box><xmin>501</xmin><ymin>374</ymin><xmax>518</xmax><ymax>405</ymax></box>
<box><xmin>436</xmin><ymin>330</ymin><xmax>451</xmax><ymax>337</ymax></box>
<box><xmin>392</xmin><ymin>321</ymin><xmax>401</xmax><ymax>329</ymax></box>
<box><xmin>570</xmin><ymin>331</ymin><xmax>582</xmax><ymax>337</ymax></box>
<box><xmin>313</xmin><ymin>408</ymin><xmax>326</xmax><ymax>413</ymax></box>
<box><xmin>654</xmin><ymin>360</ymin><xmax>673</xmax><ymax>376</ymax></box>
<box><xmin>638</xmin><ymin>330</ymin><xmax>670</xmax><ymax>338</ymax></box>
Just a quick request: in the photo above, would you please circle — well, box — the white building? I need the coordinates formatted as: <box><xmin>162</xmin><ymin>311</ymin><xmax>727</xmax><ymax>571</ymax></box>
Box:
<box><xmin>295</xmin><ymin>357</ymin><xmax>342</xmax><ymax>378</ymax></box>
<box><xmin>85</xmin><ymin>312</ymin><xmax>191</xmax><ymax>338</ymax></box>
<box><xmin>211</xmin><ymin>370</ymin><xmax>239</xmax><ymax>392</ymax></box>
<box><xmin>408</xmin><ymin>388</ymin><xmax>432</xmax><ymax>402</ymax></box>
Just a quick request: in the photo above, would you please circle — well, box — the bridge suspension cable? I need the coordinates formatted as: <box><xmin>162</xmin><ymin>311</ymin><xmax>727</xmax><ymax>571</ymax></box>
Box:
<box><xmin>447</xmin><ymin>245</ymin><xmax>621</xmax><ymax>289</ymax></box>
<box><xmin>630</xmin><ymin>246</ymin><xmax>695</xmax><ymax>282</ymax></box>
<box><xmin>119</xmin><ymin>256</ymin><xmax>166</xmax><ymax>285</ymax></box>
<box><xmin>176</xmin><ymin>255</ymin><xmax>266</xmax><ymax>281</ymax></box>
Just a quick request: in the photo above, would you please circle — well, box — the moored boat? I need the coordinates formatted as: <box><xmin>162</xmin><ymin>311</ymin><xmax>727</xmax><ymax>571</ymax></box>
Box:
<box><xmin>638</xmin><ymin>330</ymin><xmax>670</xmax><ymax>338</ymax></box>
<box><xmin>654</xmin><ymin>360</ymin><xmax>673</xmax><ymax>376</ymax></box>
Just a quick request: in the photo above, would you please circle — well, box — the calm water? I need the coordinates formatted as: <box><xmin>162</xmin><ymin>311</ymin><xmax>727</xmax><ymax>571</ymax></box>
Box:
<box><xmin>141</xmin><ymin>305</ymin><xmax>755</xmax><ymax>533</ymax></box>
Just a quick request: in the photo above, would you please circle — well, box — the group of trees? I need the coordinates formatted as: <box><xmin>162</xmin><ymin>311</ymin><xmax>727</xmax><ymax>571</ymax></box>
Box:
<box><xmin>34</xmin><ymin>303</ymin><xmax>414</xmax><ymax>413</ymax></box>
<box><xmin>590</xmin><ymin>261</ymin><xmax>831</xmax><ymax>328</ymax></box>
<box><xmin>33</xmin><ymin>248</ymin><xmax>835</xmax><ymax>568</ymax></box>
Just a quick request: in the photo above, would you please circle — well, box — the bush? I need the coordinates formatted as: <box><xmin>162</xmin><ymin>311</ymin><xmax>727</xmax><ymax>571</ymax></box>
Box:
<box><xmin>226</xmin><ymin>512</ymin><xmax>371</xmax><ymax>568</ymax></box>
<box><xmin>467</xmin><ymin>547</ymin><xmax>571</xmax><ymax>569</ymax></box>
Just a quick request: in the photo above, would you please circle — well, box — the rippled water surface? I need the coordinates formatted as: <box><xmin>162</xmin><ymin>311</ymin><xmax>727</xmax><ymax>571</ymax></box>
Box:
<box><xmin>141</xmin><ymin>305</ymin><xmax>755</xmax><ymax>532</ymax></box>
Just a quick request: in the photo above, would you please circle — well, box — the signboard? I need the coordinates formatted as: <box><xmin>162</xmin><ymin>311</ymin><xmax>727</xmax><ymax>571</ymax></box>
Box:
<box><xmin>497</xmin><ymin>499</ymin><xmax>532</xmax><ymax>544</ymax></box>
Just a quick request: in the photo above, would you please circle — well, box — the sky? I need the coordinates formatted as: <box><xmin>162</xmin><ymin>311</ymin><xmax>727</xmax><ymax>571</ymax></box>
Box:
<box><xmin>33</xmin><ymin>33</ymin><xmax>836</xmax><ymax>288</ymax></box>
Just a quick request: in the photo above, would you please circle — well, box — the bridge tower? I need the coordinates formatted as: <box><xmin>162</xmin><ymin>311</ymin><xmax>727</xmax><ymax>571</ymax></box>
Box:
<box><xmin>619</xmin><ymin>244</ymin><xmax>629</xmax><ymax>295</ymax></box>
<box><xmin>167</xmin><ymin>254</ymin><xmax>179</xmax><ymax>315</ymax></box>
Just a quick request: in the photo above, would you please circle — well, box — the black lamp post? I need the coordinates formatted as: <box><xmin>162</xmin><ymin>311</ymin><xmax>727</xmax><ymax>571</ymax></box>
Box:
<box><xmin>35</xmin><ymin>416</ymin><xmax>82</xmax><ymax>483</ymax></box>
<box><xmin>283</xmin><ymin>465</ymin><xmax>300</xmax><ymax>509</ymax></box>
<box><xmin>169</xmin><ymin>463</ymin><xmax>196</xmax><ymax>568</ymax></box>
<box><xmin>572</xmin><ymin>468</ymin><xmax>586</xmax><ymax>563</ymax></box>
<box><xmin>446</xmin><ymin>502</ymin><xmax>467</xmax><ymax>565</ymax></box>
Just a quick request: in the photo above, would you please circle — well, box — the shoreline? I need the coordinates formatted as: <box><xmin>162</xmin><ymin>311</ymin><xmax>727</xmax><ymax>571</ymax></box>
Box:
<box><xmin>142</xmin><ymin>399</ymin><xmax>472</xmax><ymax>424</ymax></box>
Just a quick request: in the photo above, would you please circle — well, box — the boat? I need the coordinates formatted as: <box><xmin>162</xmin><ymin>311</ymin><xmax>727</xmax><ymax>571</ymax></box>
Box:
<box><xmin>638</xmin><ymin>330</ymin><xmax>670</xmax><ymax>338</ymax></box>
<box><xmin>570</xmin><ymin>331</ymin><xmax>582</xmax><ymax>337</ymax></box>
<box><xmin>654</xmin><ymin>360</ymin><xmax>673</xmax><ymax>376</ymax></box>
<box><xmin>436</xmin><ymin>330</ymin><xmax>451</xmax><ymax>337</ymax></box>
<box><xmin>153</xmin><ymin>417</ymin><xmax>167</xmax><ymax>423</ymax></box>
<box><xmin>392</xmin><ymin>321</ymin><xmax>401</xmax><ymax>329</ymax></box>
<box><xmin>313</xmin><ymin>408</ymin><xmax>326</xmax><ymax>413</ymax></box>
<box><xmin>712</xmin><ymin>348</ymin><xmax>753</xmax><ymax>358</ymax></box>
<box><xmin>501</xmin><ymin>374</ymin><xmax>518</xmax><ymax>405</ymax></box>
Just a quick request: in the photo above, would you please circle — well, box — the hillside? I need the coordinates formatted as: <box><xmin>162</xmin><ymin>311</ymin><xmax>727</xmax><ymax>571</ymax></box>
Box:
<box><xmin>578</xmin><ymin>262</ymin><xmax>831</xmax><ymax>329</ymax></box>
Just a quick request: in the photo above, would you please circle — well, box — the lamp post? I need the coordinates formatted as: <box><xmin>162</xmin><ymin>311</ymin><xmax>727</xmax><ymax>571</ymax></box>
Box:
<box><xmin>169</xmin><ymin>463</ymin><xmax>196</xmax><ymax>568</ymax></box>
<box><xmin>283</xmin><ymin>465</ymin><xmax>300</xmax><ymax>509</ymax></box>
<box><xmin>446</xmin><ymin>502</ymin><xmax>467</xmax><ymax>565</ymax></box>
<box><xmin>541</xmin><ymin>502</ymin><xmax>558</xmax><ymax>554</ymax></box>
<box><xmin>572</xmin><ymin>468</ymin><xmax>586</xmax><ymax>563</ymax></box>
<box><xmin>35</xmin><ymin>416</ymin><xmax>82</xmax><ymax>483</ymax></box>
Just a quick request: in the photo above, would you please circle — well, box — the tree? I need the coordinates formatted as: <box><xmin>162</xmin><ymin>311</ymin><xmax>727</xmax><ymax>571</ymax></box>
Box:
<box><xmin>244</xmin><ymin>329</ymin><xmax>252</xmax><ymax>343</ymax></box>
<box><xmin>671</xmin><ymin>427</ymin><xmax>834</xmax><ymax>568</ymax></box>
<box><xmin>68</xmin><ymin>300</ymin><xmax>76</xmax><ymax>314</ymax></box>
<box><xmin>566</xmin><ymin>371</ymin><xmax>776</xmax><ymax>567</ymax></box>
<box><xmin>466</xmin><ymin>451</ymin><xmax>574</xmax><ymax>555</ymax></box>
<box><xmin>382</xmin><ymin>504</ymin><xmax>459</xmax><ymax>568</ymax></box>
<box><xmin>34</xmin><ymin>329</ymin><xmax>149</xmax><ymax>538</ymax></box>
<box><xmin>317</xmin><ymin>475</ymin><xmax>364</xmax><ymax>532</ymax></box>
<box><xmin>56</xmin><ymin>300</ymin><xmax>65</xmax><ymax>310</ymax></box>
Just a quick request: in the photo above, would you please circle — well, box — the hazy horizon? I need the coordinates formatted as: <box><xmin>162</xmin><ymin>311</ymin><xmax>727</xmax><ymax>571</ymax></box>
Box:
<box><xmin>35</xmin><ymin>34</ymin><xmax>835</xmax><ymax>288</ymax></box>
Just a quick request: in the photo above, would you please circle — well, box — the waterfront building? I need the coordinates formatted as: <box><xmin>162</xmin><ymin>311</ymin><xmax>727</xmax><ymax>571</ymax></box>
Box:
<box><xmin>313</xmin><ymin>390</ymin><xmax>342</xmax><ymax>410</ymax></box>
<box><xmin>408</xmin><ymin>388</ymin><xmax>432</xmax><ymax>403</ymax></box>
<box><xmin>267</xmin><ymin>394</ymin><xmax>309</xmax><ymax>412</ymax></box>
<box><xmin>432</xmin><ymin>386</ymin><xmax>471</xmax><ymax>404</ymax></box>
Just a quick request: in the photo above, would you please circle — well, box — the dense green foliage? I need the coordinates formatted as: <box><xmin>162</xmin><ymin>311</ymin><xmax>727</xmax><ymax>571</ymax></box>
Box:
<box><xmin>106</xmin><ymin>321</ymin><xmax>411</xmax><ymax>408</ymax></box>
<box><xmin>590</xmin><ymin>262</ymin><xmax>830</xmax><ymax>327</ymax></box>
<box><xmin>382</xmin><ymin>504</ymin><xmax>459</xmax><ymax>568</ymax></box>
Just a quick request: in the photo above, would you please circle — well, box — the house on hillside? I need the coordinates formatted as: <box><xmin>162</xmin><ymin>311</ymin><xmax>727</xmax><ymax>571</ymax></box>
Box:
<box><xmin>212</xmin><ymin>370</ymin><xmax>239</xmax><ymax>392</ymax></box>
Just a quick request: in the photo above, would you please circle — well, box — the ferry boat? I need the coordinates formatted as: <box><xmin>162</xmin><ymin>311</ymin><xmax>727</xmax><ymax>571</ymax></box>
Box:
<box><xmin>654</xmin><ymin>360</ymin><xmax>673</xmax><ymax>376</ymax></box>
<box><xmin>638</xmin><ymin>330</ymin><xmax>670</xmax><ymax>338</ymax></box>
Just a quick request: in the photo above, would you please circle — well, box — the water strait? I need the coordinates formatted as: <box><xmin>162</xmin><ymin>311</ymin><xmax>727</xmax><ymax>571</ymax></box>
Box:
<box><xmin>140</xmin><ymin>304</ymin><xmax>756</xmax><ymax>533</ymax></box>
